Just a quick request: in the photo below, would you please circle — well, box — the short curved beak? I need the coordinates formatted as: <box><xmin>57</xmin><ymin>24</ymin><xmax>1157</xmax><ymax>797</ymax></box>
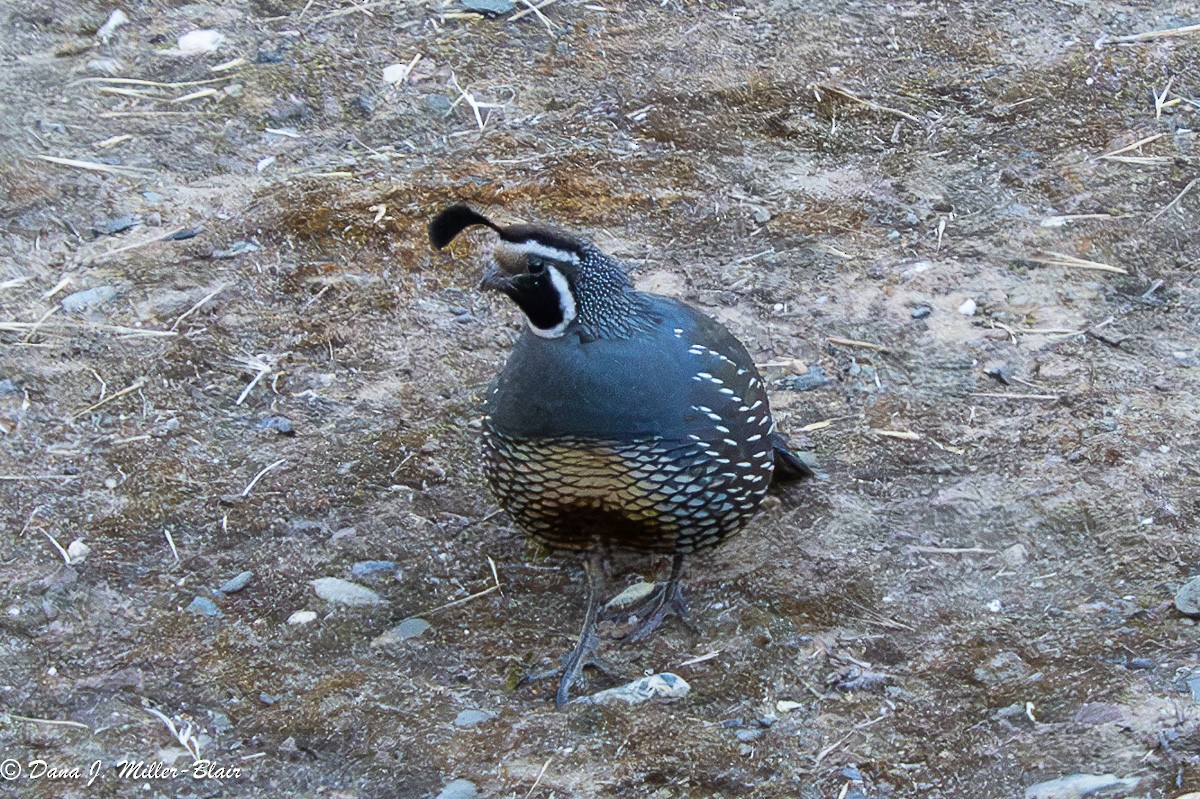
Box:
<box><xmin>479</xmin><ymin>262</ymin><xmax>513</xmax><ymax>292</ymax></box>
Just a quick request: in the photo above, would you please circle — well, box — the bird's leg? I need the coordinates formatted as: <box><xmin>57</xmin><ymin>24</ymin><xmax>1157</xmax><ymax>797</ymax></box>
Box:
<box><xmin>614</xmin><ymin>553</ymin><xmax>691</xmax><ymax>643</ymax></box>
<box><xmin>555</xmin><ymin>549</ymin><xmax>605</xmax><ymax>708</ymax></box>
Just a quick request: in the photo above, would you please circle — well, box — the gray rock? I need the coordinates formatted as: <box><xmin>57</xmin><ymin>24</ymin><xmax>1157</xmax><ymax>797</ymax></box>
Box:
<box><xmin>256</xmin><ymin>416</ymin><xmax>295</xmax><ymax>435</ymax></box>
<box><xmin>371</xmin><ymin>617</ymin><xmax>430</xmax><ymax>647</ymax></box>
<box><xmin>61</xmin><ymin>286</ymin><xmax>118</xmax><ymax>314</ymax></box>
<box><xmin>351</xmin><ymin>560</ymin><xmax>397</xmax><ymax>577</ymax></box>
<box><xmin>1024</xmin><ymin>774</ymin><xmax>1139</xmax><ymax>799</ymax></box>
<box><xmin>1175</xmin><ymin>576</ymin><xmax>1200</xmax><ymax>616</ymax></box>
<box><xmin>86</xmin><ymin>58</ymin><xmax>124</xmax><ymax>76</ymax></box>
<box><xmin>776</xmin><ymin>366</ymin><xmax>833</xmax><ymax>392</ymax></box>
<box><xmin>311</xmin><ymin>577</ymin><xmax>384</xmax><ymax>606</ymax></box>
<box><xmin>735</xmin><ymin>728</ymin><xmax>763</xmax><ymax>742</ymax></box>
<box><xmin>572</xmin><ymin>672</ymin><xmax>690</xmax><ymax>705</ymax></box>
<box><xmin>435</xmin><ymin>779</ymin><xmax>479</xmax><ymax>799</ymax></box>
<box><xmin>217</xmin><ymin>571</ymin><xmax>253</xmax><ymax>594</ymax></box>
<box><xmin>425</xmin><ymin>94</ymin><xmax>453</xmax><ymax>115</ymax></box>
<box><xmin>911</xmin><ymin>305</ymin><xmax>932</xmax><ymax>319</ymax></box>
<box><xmin>92</xmin><ymin>215</ymin><xmax>138</xmax><ymax>236</ymax></box>
<box><xmin>0</xmin><ymin>379</ymin><xmax>22</xmax><ymax>396</ymax></box>
<box><xmin>453</xmin><ymin>709</ymin><xmax>496</xmax><ymax>727</ymax></box>
<box><xmin>461</xmin><ymin>0</ymin><xmax>515</xmax><ymax>15</ymax></box>
<box><xmin>211</xmin><ymin>241</ymin><xmax>260</xmax><ymax>259</ymax></box>
<box><xmin>186</xmin><ymin>596</ymin><xmax>221</xmax><ymax>617</ymax></box>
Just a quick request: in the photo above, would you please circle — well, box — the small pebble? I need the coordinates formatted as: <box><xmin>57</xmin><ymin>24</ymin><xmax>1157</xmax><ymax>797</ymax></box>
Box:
<box><xmin>1174</xmin><ymin>576</ymin><xmax>1200</xmax><ymax>617</ymax></box>
<box><xmin>259</xmin><ymin>692</ymin><xmax>279</xmax><ymax>705</ymax></box>
<box><xmin>177</xmin><ymin>30</ymin><xmax>224</xmax><ymax>56</ymax></box>
<box><xmin>0</xmin><ymin>379</ymin><xmax>22</xmax><ymax>396</ymax></box>
<box><xmin>61</xmin><ymin>286</ymin><xmax>117</xmax><ymax>314</ymax></box>
<box><xmin>351</xmin><ymin>94</ymin><xmax>375</xmax><ymax>116</ymax></box>
<box><xmin>572</xmin><ymin>672</ymin><xmax>690</xmax><ymax>705</ymax></box>
<box><xmin>211</xmin><ymin>241</ymin><xmax>260</xmax><ymax>259</ymax></box>
<box><xmin>187</xmin><ymin>597</ymin><xmax>221</xmax><ymax>617</ymax></box>
<box><xmin>92</xmin><ymin>215</ymin><xmax>138</xmax><ymax>236</ymax></box>
<box><xmin>435</xmin><ymin>779</ymin><xmax>479</xmax><ymax>799</ymax></box>
<box><xmin>287</xmin><ymin>610</ymin><xmax>317</xmax><ymax>625</ymax></box>
<box><xmin>351</xmin><ymin>560</ymin><xmax>397</xmax><ymax>577</ymax></box>
<box><xmin>775</xmin><ymin>700</ymin><xmax>803</xmax><ymax>713</ymax></box>
<box><xmin>984</xmin><ymin>361</ymin><xmax>1012</xmax><ymax>385</ymax></box>
<box><xmin>910</xmin><ymin>304</ymin><xmax>932</xmax><ymax>319</ymax></box>
<box><xmin>453</xmin><ymin>709</ymin><xmax>496</xmax><ymax>727</ymax></box>
<box><xmin>382</xmin><ymin>64</ymin><xmax>410</xmax><ymax>84</ymax></box>
<box><xmin>735</xmin><ymin>728</ymin><xmax>763</xmax><ymax>742</ymax></box>
<box><xmin>86</xmin><ymin>58</ymin><xmax>124</xmax><ymax>76</ymax></box>
<box><xmin>776</xmin><ymin>365</ymin><xmax>833</xmax><ymax>392</ymax></box>
<box><xmin>1126</xmin><ymin>657</ymin><xmax>1154</xmax><ymax>670</ymax></box>
<box><xmin>168</xmin><ymin>229</ymin><xmax>201</xmax><ymax>240</ymax></box>
<box><xmin>66</xmin><ymin>540</ymin><xmax>90</xmax><ymax>563</ymax></box>
<box><xmin>311</xmin><ymin>577</ymin><xmax>384</xmax><ymax>606</ymax></box>
<box><xmin>958</xmin><ymin>298</ymin><xmax>977</xmax><ymax>316</ymax></box>
<box><xmin>371</xmin><ymin>617</ymin><xmax>430</xmax><ymax>647</ymax></box>
<box><xmin>218</xmin><ymin>571</ymin><xmax>253</xmax><ymax>594</ymax></box>
<box><xmin>255</xmin><ymin>415</ymin><xmax>295</xmax><ymax>435</ymax></box>
<box><xmin>96</xmin><ymin>9</ymin><xmax>129</xmax><ymax>42</ymax></box>
<box><xmin>460</xmin><ymin>0</ymin><xmax>515</xmax><ymax>14</ymax></box>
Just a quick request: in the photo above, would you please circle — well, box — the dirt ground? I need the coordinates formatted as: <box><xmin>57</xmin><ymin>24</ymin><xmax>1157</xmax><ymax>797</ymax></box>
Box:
<box><xmin>1</xmin><ymin>1</ymin><xmax>1198</xmax><ymax>797</ymax></box>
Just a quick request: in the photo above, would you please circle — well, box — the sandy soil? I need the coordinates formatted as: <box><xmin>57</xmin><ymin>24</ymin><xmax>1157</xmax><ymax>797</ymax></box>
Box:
<box><xmin>1</xmin><ymin>1</ymin><xmax>1198</xmax><ymax>797</ymax></box>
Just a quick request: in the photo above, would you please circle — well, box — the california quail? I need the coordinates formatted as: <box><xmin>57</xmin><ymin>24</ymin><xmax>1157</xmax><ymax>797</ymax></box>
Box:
<box><xmin>429</xmin><ymin>204</ymin><xmax>813</xmax><ymax>705</ymax></box>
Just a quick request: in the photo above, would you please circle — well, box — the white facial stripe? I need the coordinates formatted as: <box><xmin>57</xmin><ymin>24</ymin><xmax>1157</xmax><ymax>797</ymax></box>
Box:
<box><xmin>511</xmin><ymin>239</ymin><xmax>580</xmax><ymax>264</ymax></box>
<box><xmin>528</xmin><ymin>264</ymin><xmax>576</xmax><ymax>339</ymax></box>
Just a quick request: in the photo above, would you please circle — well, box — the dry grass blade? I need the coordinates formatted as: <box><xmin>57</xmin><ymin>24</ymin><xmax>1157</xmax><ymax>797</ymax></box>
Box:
<box><xmin>1151</xmin><ymin>178</ymin><xmax>1199</xmax><ymax>221</ymax></box>
<box><xmin>0</xmin><ymin>474</ymin><xmax>79</xmax><ymax>481</ymax></box>
<box><xmin>969</xmin><ymin>391</ymin><xmax>1060</xmax><ymax>400</ymax></box>
<box><xmin>827</xmin><ymin>336</ymin><xmax>888</xmax><ymax>352</ymax></box>
<box><xmin>810</xmin><ymin>82</ymin><xmax>923</xmax><ymax>124</ymax></box>
<box><xmin>872</xmin><ymin>429</ymin><xmax>921</xmax><ymax>441</ymax></box>
<box><xmin>144</xmin><ymin>707</ymin><xmax>203</xmax><ymax>760</ymax></box>
<box><xmin>241</xmin><ymin>458</ymin><xmax>287</xmax><ymax>497</ymax></box>
<box><xmin>1097</xmin><ymin>132</ymin><xmax>1165</xmax><ymax>158</ymax></box>
<box><xmin>69</xmin><ymin>377</ymin><xmax>147</xmax><ymax>420</ymax></box>
<box><xmin>511</xmin><ymin>0</ymin><xmax>558</xmax><ymax>27</ymax></box>
<box><xmin>310</xmin><ymin>0</ymin><xmax>389</xmax><ymax>21</ymax></box>
<box><xmin>5</xmin><ymin>714</ymin><xmax>91</xmax><ymax>732</ymax></box>
<box><xmin>75</xmin><ymin>76</ymin><xmax>236</xmax><ymax>89</ymax></box>
<box><xmin>35</xmin><ymin>155</ymin><xmax>153</xmax><ymax>177</ymax></box>
<box><xmin>1030</xmin><ymin>251</ymin><xmax>1128</xmax><ymax>275</ymax></box>
<box><xmin>1097</xmin><ymin>22</ymin><xmax>1200</xmax><ymax>45</ymax></box>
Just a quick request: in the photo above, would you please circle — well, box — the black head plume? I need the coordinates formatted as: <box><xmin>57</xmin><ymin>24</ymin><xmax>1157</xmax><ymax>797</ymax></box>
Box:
<box><xmin>428</xmin><ymin>204</ymin><xmax>500</xmax><ymax>249</ymax></box>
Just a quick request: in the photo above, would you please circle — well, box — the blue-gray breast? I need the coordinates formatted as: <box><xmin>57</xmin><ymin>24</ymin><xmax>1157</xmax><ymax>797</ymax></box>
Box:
<box><xmin>428</xmin><ymin>204</ymin><xmax>812</xmax><ymax>555</ymax></box>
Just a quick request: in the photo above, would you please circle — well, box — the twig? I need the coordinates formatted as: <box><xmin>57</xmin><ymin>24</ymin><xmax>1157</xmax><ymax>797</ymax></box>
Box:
<box><xmin>163</xmin><ymin>529</ymin><xmax>180</xmax><ymax>563</ymax></box>
<box><xmin>523</xmin><ymin>757</ymin><xmax>554</xmax><ymax>799</ymax></box>
<box><xmin>34</xmin><ymin>155</ymin><xmax>153</xmax><ymax>178</ymax></box>
<box><xmin>39</xmin><ymin>529</ymin><xmax>71</xmax><ymax>564</ymax></box>
<box><xmin>419</xmin><ymin>561</ymin><xmax>504</xmax><ymax>616</ymax></box>
<box><xmin>0</xmin><ymin>474</ymin><xmax>79</xmax><ymax>481</ymax></box>
<box><xmin>911</xmin><ymin>545</ymin><xmax>998</xmax><ymax>555</ymax></box>
<box><xmin>811</xmin><ymin>83</ymin><xmax>923</xmax><ymax>124</ymax></box>
<box><xmin>84</xmin><ymin>227</ymin><xmax>192</xmax><ymax>266</ymax></box>
<box><xmin>1150</xmin><ymin>178</ymin><xmax>1198</xmax><ymax>221</ymax></box>
<box><xmin>1029</xmin><ymin>252</ymin><xmax>1128</xmax><ymax>275</ymax></box>
<box><xmin>969</xmin><ymin>392</ymin><xmax>1060</xmax><ymax>400</ymax></box>
<box><xmin>310</xmin><ymin>0</ymin><xmax>389</xmax><ymax>22</ymax></box>
<box><xmin>144</xmin><ymin>707</ymin><xmax>202</xmax><ymax>761</ymax></box>
<box><xmin>1096</xmin><ymin>22</ymin><xmax>1200</xmax><ymax>46</ymax></box>
<box><xmin>170</xmin><ymin>285</ymin><xmax>225</xmax><ymax>331</ymax></box>
<box><xmin>74</xmin><ymin>76</ymin><xmax>236</xmax><ymax>89</ymax></box>
<box><xmin>1097</xmin><ymin>132</ymin><xmax>1165</xmax><ymax>158</ymax></box>
<box><xmin>872</xmin><ymin>429</ymin><xmax>920</xmax><ymax>441</ymax></box>
<box><xmin>69</xmin><ymin>377</ymin><xmax>147</xmax><ymax>420</ymax></box>
<box><xmin>240</xmin><ymin>459</ymin><xmax>287</xmax><ymax>497</ymax></box>
<box><xmin>827</xmin><ymin>336</ymin><xmax>888</xmax><ymax>352</ymax></box>
<box><xmin>512</xmin><ymin>0</ymin><xmax>558</xmax><ymax>29</ymax></box>
<box><xmin>813</xmin><ymin>730</ymin><xmax>857</xmax><ymax>765</ymax></box>
<box><xmin>5</xmin><ymin>714</ymin><xmax>92</xmax><ymax>732</ymax></box>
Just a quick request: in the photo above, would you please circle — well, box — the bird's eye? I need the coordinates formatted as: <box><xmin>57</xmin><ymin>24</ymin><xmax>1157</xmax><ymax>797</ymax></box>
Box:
<box><xmin>528</xmin><ymin>259</ymin><xmax>546</xmax><ymax>275</ymax></box>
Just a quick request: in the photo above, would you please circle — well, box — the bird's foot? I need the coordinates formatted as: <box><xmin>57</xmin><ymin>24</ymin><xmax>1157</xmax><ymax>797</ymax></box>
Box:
<box><xmin>609</xmin><ymin>579</ymin><xmax>691</xmax><ymax>643</ymax></box>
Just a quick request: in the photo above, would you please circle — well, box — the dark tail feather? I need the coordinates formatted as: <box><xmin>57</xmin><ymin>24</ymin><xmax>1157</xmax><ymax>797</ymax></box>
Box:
<box><xmin>770</xmin><ymin>432</ymin><xmax>816</xmax><ymax>483</ymax></box>
<box><xmin>429</xmin><ymin>204</ymin><xmax>500</xmax><ymax>249</ymax></box>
